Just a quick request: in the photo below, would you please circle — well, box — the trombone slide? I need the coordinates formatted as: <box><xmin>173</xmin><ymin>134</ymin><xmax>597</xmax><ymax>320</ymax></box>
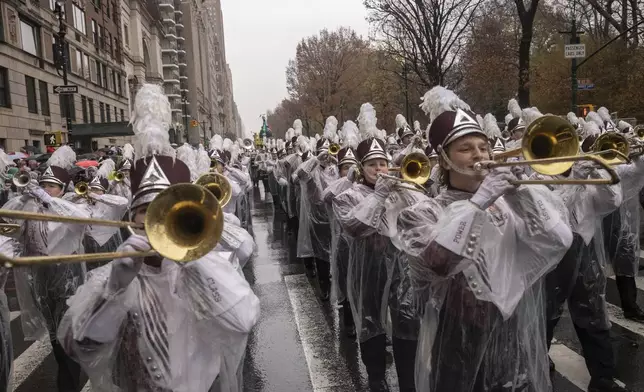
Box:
<box><xmin>0</xmin><ymin>250</ymin><xmax>158</xmax><ymax>268</ymax></box>
<box><xmin>0</xmin><ymin>209</ymin><xmax>144</xmax><ymax>229</ymax></box>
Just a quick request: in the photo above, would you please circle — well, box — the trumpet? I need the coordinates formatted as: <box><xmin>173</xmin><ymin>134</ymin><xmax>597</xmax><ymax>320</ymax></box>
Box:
<box><xmin>13</xmin><ymin>173</ymin><xmax>31</xmax><ymax>188</ymax></box>
<box><xmin>389</xmin><ymin>152</ymin><xmax>432</xmax><ymax>185</ymax></box>
<box><xmin>473</xmin><ymin>115</ymin><xmax>620</xmax><ymax>185</ymax></box>
<box><xmin>75</xmin><ymin>181</ymin><xmax>89</xmax><ymax>196</ymax></box>
<box><xmin>108</xmin><ymin>170</ymin><xmax>125</xmax><ymax>182</ymax></box>
<box><xmin>328</xmin><ymin>143</ymin><xmax>341</xmax><ymax>155</ymax></box>
<box><xmin>0</xmin><ymin>183</ymin><xmax>224</xmax><ymax>266</ymax></box>
<box><xmin>194</xmin><ymin>172</ymin><xmax>232</xmax><ymax>207</ymax></box>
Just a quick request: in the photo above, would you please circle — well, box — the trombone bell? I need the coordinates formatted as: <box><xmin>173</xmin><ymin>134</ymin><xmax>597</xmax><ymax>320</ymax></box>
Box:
<box><xmin>194</xmin><ymin>173</ymin><xmax>232</xmax><ymax>207</ymax></box>
<box><xmin>521</xmin><ymin>115</ymin><xmax>579</xmax><ymax>175</ymax></box>
<box><xmin>390</xmin><ymin>152</ymin><xmax>432</xmax><ymax>185</ymax></box>
<box><xmin>328</xmin><ymin>143</ymin><xmax>341</xmax><ymax>155</ymax></box>
<box><xmin>593</xmin><ymin>133</ymin><xmax>629</xmax><ymax>165</ymax></box>
<box><xmin>75</xmin><ymin>182</ymin><xmax>89</xmax><ymax>196</ymax></box>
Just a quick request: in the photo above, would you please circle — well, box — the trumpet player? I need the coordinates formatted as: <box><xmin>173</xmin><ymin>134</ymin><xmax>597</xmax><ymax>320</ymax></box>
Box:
<box><xmin>57</xmin><ymin>83</ymin><xmax>260</xmax><ymax>392</ymax></box>
<box><xmin>2</xmin><ymin>145</ymin><xmax>90</xmax><ymax>392</ymax></box>
<box><xmin>391</xmin><ymin>87</ymin><xmax>573</xmax><ymax>392</ymax></box>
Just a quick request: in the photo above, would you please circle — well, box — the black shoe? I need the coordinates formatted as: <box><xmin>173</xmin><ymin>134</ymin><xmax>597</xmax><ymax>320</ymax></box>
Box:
<box><xmin>368</xmin><ymin>379</ymin><xmax>390</xmax><ymax>392</ymax></box>
<box><xmin>624</xmin><ymin>306</ymin><xmax>644</xmax><ymax>322</ymax></box>
<box><xmin>588</xmin><ymin>378</ymin><xmax>632</xmax><ymax>392</ymax></box>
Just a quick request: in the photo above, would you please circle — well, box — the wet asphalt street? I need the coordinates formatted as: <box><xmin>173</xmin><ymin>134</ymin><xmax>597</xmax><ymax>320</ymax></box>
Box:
<box><xmin>6</xmin><ymin>184</ymin><xmax>644</xmax><ymax>391</ymax></box>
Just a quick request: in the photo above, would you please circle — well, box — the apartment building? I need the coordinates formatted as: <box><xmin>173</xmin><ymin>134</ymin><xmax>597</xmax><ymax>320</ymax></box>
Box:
<box><xmin>0</xmin><ymin>0</ymin><xmax>130</xmax><ymax>153</ymax></box>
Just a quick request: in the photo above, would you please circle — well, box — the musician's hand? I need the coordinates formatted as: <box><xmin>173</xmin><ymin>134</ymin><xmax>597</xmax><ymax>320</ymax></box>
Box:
<box><xmin>572</xmin><ymin>161</ymin><xmax>596</xmax><ymax>179</ymax></box>
<box><xmin>29</xmin><ymin>185</ymin><xmax>52</xmax><ymax>203</ymax></box>
<box><xmin>375</xmin><ymin>175</ymin><xmax>398</xmax><ymax>199</ymax></box>
<box><xmin>411</xmin><ymin>135</ymin><xmax>423</xmax><ymax>148</ymax></box>
<box><xmin>347</xmin><ymin>165</ymin><xmax>359</xmax><ymax>182</ymax></box>
<box><xmin>317</xmin><ymin>151</ymin><xmax>337</xmax><ymax>167</ymax></box>
<box><xmin>106</xmin><ymin>234</ymin><xmax>150</xmax><ymax>296</ymax></box>
<box><xmin>470</xmin><ymin>167</ymin><xmax>517</xmax><ymax>210</ymax></box>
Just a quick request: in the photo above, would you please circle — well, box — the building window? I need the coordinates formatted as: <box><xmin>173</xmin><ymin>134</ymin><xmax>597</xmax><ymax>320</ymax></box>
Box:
<box><xmin>91</xmin><ymin>19</ymin><xmax>98</xmax><ymax>45</ymax></box>
<box><xmin>108</xmin><ymin>33</ymin><xmax>113</xmax><ymax>56</ymax></box>
<box><xmin>98</xmin><ymin>26</ymin><xmax>103</xmax><ymax>49</ymax></box>
<box><xmin>60</xmin><ymin>95</ymin><xmax>76</xmax><ymax>121</ymax></box>
<box><xmin>75</xmin><ymin>49</ymin><xmax>82</xmax><ymax>75</ymax></box>
<box><xmin>112</xmin><ymin>2</ymin><xmax>118</xmax><ymax>20</ymax></box>
<box><xmin>49</xmin><ymin>0</ymin><xmax>56</xmax><ymax>10</ymax></box>
<box><xmin>83</xmin><ymin>53</ymin><xmax>90</xmax><ymax>79</ymax></box>
<box><xmin>114</xmin><ymin>106</ymin><xmax>117</xmax><ymax>121</ymax></box>
<box><xmin>106</xmin><ymin>1</ymin><xmax>111</xmax><ymax>18</ymax></box>
<box><xmin>106</xmin><ymin>103</ymin><xmax>111</xmax><ymax>122</ymax></box>
<box><xmin>99</xmin><ymin>102</ymin><xmax>105</xmax><ymax>122</ymax></box>
<box><xmin>95</xmin><ymin>61</ymin><xmax>102</xmax><ymax>86</ymax></box>
<box><xmin>111</xmin><ymin>70</ymin><xmax>116</xmax><ymax>92</ymax></box>
<box><xmin>88</xmin><ymin>98</ymin><xmax>95</xmax><ymax>123</ymax></box>
<box><xmin>123</xmin><ymin>24</ymin><xmax>129</xmax><ymax>47</ymax></box>
<box><xmin>116</xmin><ymin>73</ymin><xmax>122</xmax><ymax>95</ymax></box>
<box><xmin>20</xmin><ymin>20</ymin><xmax>39</xmax><ymax>56</ymax></box>
<box><xmin>81</xmin><ymin>95</ymin><xmax>88</xmax><ymax>122</ymax></box>
<box><xmin>0</xmin><ymin>67</ymin><xmax>10</xmax><ymax>108</ymax></box>
<box><xmin>101</xmin><ymin>64</ymin><xmax>108</xmax><ymax>88</ymax></box>
<box><xmin>72</xmin><ymin>5</ymin><xmax>86</xmax><ymax>35</ymax></box>
<box><xmin>120</xmin><ymin>108</ymin><xmax>124</xmax><ymax>121</ymax></box>
<box><xmin>39</xmin><ymin>80</ymin><xmax>49</xmax><ymax>116</ymax></box>
<box><xmin>25</xmin><ymin>76</ymin><xmax>37</xmax><ymax>114</ymax></box>
<box><xmin>93</xmin><ymin>0</ymin><xmax>101</xmax><ymax>10</ymax></box>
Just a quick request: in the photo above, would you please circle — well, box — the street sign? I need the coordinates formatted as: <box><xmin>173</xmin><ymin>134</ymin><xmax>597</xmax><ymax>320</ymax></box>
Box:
<box><xmin>53</xmin><ymin>85</ymin><xmax>78</xmax><ymax>94</ymax></box>
<box><xmin>44</xmin><ymin>132</ymin><xmax>62</xmax><ymax>146</ymax></box>
<box><xmin>565</xmin><ymin>44</ymin><xmax>586</xmax><ymax>59</ymax></box>
<box><xmin>577</xmin><ymin>79</ymin><xmax>595</xmax><ymax>90</ymax></box>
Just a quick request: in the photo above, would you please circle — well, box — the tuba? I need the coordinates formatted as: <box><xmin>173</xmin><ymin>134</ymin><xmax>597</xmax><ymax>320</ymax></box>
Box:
<box><xmin>0</xmin><ymin>183</ymin><xmax>224</xmax><ymax>266</ymax></box>
<box><xmin>194</xmin><ymin>172</ymin><xmax>232</xmax><ymax>207</ymax></box>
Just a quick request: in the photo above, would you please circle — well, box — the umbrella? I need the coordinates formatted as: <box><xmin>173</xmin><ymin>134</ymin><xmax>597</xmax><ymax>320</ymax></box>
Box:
<box><xmin>8</xmin><ymin>152</ymin><xmax>28</xmax><ymax>160</ymax></box>
<box><xmin>75</xmin><ymin>160</ymin><xmax>99</xmax><ymax>168</ymax></box>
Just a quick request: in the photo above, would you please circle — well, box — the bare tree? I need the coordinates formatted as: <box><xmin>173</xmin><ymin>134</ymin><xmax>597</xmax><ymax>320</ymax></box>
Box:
<box><xmin>364</xmin><ymin>0</ymin><xmax>483</xmax><ymax>89</ymax></box>
<box><xmin>514</xmin><ymin>0</ymin><xmax>540</xmax><ymax>107</ymax></box>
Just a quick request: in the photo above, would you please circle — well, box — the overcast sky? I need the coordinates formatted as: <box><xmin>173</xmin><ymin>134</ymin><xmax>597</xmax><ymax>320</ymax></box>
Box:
<box><xmin>220</xmin><ymin>0</ymin><xmax>371</xmax><ymax>137</ymax></box>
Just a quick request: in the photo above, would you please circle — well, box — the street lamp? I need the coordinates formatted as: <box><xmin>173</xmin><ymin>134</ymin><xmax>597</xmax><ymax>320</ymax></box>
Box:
<box><xmin>181</xmin><ymin>92</ymin><xmax>188</xmax><ymax>139</ymax></box>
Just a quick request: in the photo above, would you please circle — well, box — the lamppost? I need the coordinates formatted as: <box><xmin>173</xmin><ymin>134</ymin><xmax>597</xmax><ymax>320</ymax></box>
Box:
<box><xmin>54</xmin><ymin>1</ymin><xmax>73</xmax><ymax>144</ymax></box>
<box><xmin>181</xmin><ymin>91</ymin><xmax>188</xmax><ymax>139</ymax></box>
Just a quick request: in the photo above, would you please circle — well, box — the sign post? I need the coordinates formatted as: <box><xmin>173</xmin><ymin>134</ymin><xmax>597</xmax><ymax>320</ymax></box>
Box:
<box><xmin>53</xmin><ymin>85</ymin><xmax>78</xmax><ymax>94</ymax></box>
<box><xmin>564</xmin><ymin>44</ymin><xmax>586</xmax><ymax>59</ymax></box>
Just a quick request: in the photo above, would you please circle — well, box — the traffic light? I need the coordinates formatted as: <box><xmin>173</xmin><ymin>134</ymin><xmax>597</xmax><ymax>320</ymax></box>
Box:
<box><xmin>190</xmin><ymin>119</ymin><xmax>199</xmax><ymax>127</ymax></box>
<box><xmin>576</xmin><ymin>104</ymin><xmax>595</xmax><ymax>118</ymax></box>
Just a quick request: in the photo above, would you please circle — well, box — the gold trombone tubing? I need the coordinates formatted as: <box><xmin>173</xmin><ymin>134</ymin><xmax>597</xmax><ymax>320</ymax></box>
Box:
<box><xmin>475</xmin><ymin>152</ymin><xmax>622</xmax><ymax>185</ymax></box>
<box><xmin>0</xmin><ymin>210</ymin><xmax>144</xmax><ymax>229</ymax></box>
<box><xmin>0</xmin><ymin>250</ymin><xmax>158</xmax><ymax>268</ymax></box>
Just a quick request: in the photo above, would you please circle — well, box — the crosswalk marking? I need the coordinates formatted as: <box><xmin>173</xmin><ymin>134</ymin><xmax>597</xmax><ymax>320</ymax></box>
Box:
<box><xmin>10</xmin><ymin>334</ymin><xmax>51</xmax><ymax>387</ymax></box>
<box><xmin>10</xmin><ymin>311</ymin><xmax>19</xmax><ymax>322</ymax></box>
<box><xmin>551</xmin><ymin>343</ymin><xmax>590</xmax><ymax>391</ymax></box>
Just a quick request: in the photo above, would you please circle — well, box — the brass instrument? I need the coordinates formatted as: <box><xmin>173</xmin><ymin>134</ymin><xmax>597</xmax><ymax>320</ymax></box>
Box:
<box><xmin>634</xmin><ymin>125</ymin><xmax>644</xmax><ymax>140</ymax></box>
<box><xmin>12</xmin><ymin>173</ymin><xmax>31</xmax><ymax>188</ymax></box>
<box><xmin>243</xmin><ymin>138</ymin><xmax>254</xmax><ymax>150</ymax></box>
<box><xmin>0</xmin><ymin>183</ymin><xmax>224</xmax><ymax>266</ymax></box>
<box><xmin>0</xmin><ymin>223</ymin><xmax>20</xmax><ymax>235</ymax></box>
<box><xmin>474</xmin><ymin>115</ymin><xmax>621</xmax><ymax>185</ymax></box>
<box><xmin>75</xmin><ymin>181</ymin><xmax>89</xmax><ymax>196</ymax></box>
<box><xmin>591</xmin><ymin>133</ymin><xmax>632</xmax><ymax>164</ymax></box>
<box><xmin>108</xmin><ymin>170</ymin><xmax>125</xmax><ymax>182</ymax></box>
<box><xmin>194</xmin><ymin>172</ymin><xmax>232</xmax><ymax>207</ymax></box>
<box><xmin>389</xmin><ymin>152</ymin><xmax>432</xmax><ymax>185</ymax></box>
<box><xmin>328</xmin><ymin>143</ymin><xmax>341</xmax><ymax>155</ymax></box>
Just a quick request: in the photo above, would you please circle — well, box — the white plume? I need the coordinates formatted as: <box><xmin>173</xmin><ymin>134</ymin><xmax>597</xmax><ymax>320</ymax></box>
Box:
<box><xmin>618</xmin><ymin>120</ymin><xmax>632</xmax><ymax>132</ymax></box>
<box><xmin>196</xmin><ymin>144</ymin><xmax>211</xmax><ymax>174</ymax></box>
<box><xmin>341</xmin><ymin>121</ymin><xmax>360</xmax><ymax>149</ymax></box>
<box><xmin>130</xmin><ymin>84</ymin><xmax>174</xmax><ymax>160</ymax></box>
<box><xmin>176</xmin><ymin>143</ymin><xmax>198</xmax><ymax>181</ymax></box>
<box><xmin>286</xmin><ymin>128</ymin><xmax>294</xmax><ymax>141</ymax></box>
<box><xmin>95</xmin><ymin>158</ymin><xmax>115</xmax><ymax>179</ymax></box>
<box><xmin>413</xmin><ymin>120</ymin><xmax>421</xmax><ymax>132</ymax></box>
<box><xmin>358</xmin><ymin>103</ymin><xmax>380</xmax><ymax>138</ymax></box>
<box><xmin>47</xmin><ymin>145</ymin><xmax>76</xmax><ymax>169</ymax></box>
<box><xmin>395</xmin><ymin>114</ymin><xmax>408</xmax><ymax>129</ymax></box>
<box><xmin>521</xmin><ymin>107</ymin><xmax>543</xmax><ymax>126</ymax></box>
<box><xmin>309</xmin><ymin>137</ymin><xmax>316</xmax><ymax>153</ymax></box>
<box><xmin>507</xmin><ymin>98</ymin><xmax>522</xmax><ymax>119</ymax></box>
<box><xmin>293</xmin><ymin>119</ymin><xmax>303</xmax><ymax>136</ymax></box>
<box><xmin>297</xmin><ymin>135</ymin><xmax>310</xmax><ymax>153</ymax></box>
<box><xmin>585</xmin><ymin>111</ymin><xmax>604</xmax><ymax>128</ymax></box>
<box><xmin>483</xmin><ymin>114</ymin><xmax>502</xmax><ymax>139</ymax></box>
<box><xmin>567</xmin><ymin>112</ymin><xmax>580</xmax><ymax>126</ymax></box>
<box><xmin>122</xmin><ymin>143</ymin><xmax>134</xmax><ymax>160</ymax></box>
<box><xmin>597</xmin><ymin>107</ymin><xmax>612</xmax><ymax>122</ymax></box>
<box><xmin>419</xmin><ymin>86</ymin><xmax>471</xmax><ymax>123</ymax></box>
<box><xmin>476</xmin><ymin>114</ymin><xmax>485</xmax><ymax>129</ymax></box>
<box><xmin>315</xmin><ymin>133</ymin><xmax>321</xmax><ymax>141</ymax></box>
<box><xmin>209</xmin><ymin>134</ymin><xmax>223</xmax><ymax>151</ymax></box>
<box><xmin>231</xmin><ymin>143</ymin><xmax>240</xmax><ymax>164</ymax></box>
<box><xmin>582</xmin><ymin>120</ymin><xmax>601</xmax><ymax>138</ymax></box>
<box><xmin>0</xmin><ymin>150</ymin><xmax>13</xmax><ymax>173</ymax></box>
<box><xmin>323</xmin><ymin>116</ymin><xmax>338</xmax><ymax>140</ymax></box>
<box><xmin>223</xmin><ymin>138</ymin><xmax>233</xmax><ymax>152</ymax></box>
<box><xmin>504</xmin><ymin>113</ymin><xmax>513</xmax><ymax>125</ymax></box>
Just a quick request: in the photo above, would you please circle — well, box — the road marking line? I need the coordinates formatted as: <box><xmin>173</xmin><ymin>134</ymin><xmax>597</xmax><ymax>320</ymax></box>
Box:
<box><xmin>550</xmin><ymin>343</ymin><xmax>589</xmax><ymax>391</ymax></box>
<box><xmin>285</xmin><ymin>274</ymin><xmax>355</xmax><ymax>392</ymax></box>
<box><xmin>10</xmin><ymin>311</ymin><xmax>19</xmax><ymax>322</ymax></box>
<box><xmin>10</xmin><ymin>335</ymin><xmax>51</xmax><ymax>387</ymax></box>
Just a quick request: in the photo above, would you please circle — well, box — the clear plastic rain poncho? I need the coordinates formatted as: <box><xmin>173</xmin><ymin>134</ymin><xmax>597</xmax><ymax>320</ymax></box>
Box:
<box><xmin>297</xmin><ymin>156</ymin><xmax>339</xmax><ymax>262</ymax></box>
<box><xmin>393</xmin><ymin>185</ymin><xmax>573</xmax><ymax>392</ymax></box>
<box><xmin>322</xmin><ymin>176</ymin><xmax>354</xmax><ymax>303</ymax></box>
<box><xmin>291</xmin><ymin>156</ymin><xmax>314</xmax><ymax>259</ymax></box>
<box><xmin>285</xmin><ymin>153</ymin><xmax>303</xmax><ymax>219</ymax></box>
<box><xmin>221</xmin><ymin>170</ymin><xmax>243</xmax><ymax>216</ymax></box>
<box><xmin>2</xmin><ymin>191</ymin><xmax>89</xmax><ymax>340</ymax></box>
<box><xmin>601</xmin><ymin>157</ymin><xmax>644</xmax><ymax>277</ymax></box>
<box><xmin>57</xmin><ymin>250</ymin><xmax>260</xmax><ymax>392</ymax></box>
<box><xmin>217</xmin><ymin>212</ymin><xmax>256</xmax><ymax>271</ymax></box>
<box><xmin>333</xmin><ymin>179</ymin><xmax>424</xmax><ymax>343</ymax></box>
<box><xmin>530</xmin><ymin>164</ymin><xmax>622</xmax><ymax>333</ymax></box>
<box><xmin>0</xmin><ymin>236</ymin><xmax>14</xmax><ymax>392</ymax></box>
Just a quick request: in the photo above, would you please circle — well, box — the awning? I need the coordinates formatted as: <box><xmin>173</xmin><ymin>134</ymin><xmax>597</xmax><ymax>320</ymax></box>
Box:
<box><xmin>70</xmin><ymin>122</ymin><xmax>133</xmax><ymax>137</ymax></box>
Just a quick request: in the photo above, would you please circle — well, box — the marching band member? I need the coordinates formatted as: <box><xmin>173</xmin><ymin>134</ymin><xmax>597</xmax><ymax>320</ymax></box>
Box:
<box><xmin>290</xmin><ymin>133</ymin><xmax>316</xmax><ymax>273</ymax></box>
<box><xmin>322</xmin><ymin>120</ymin><xmax>360</xmax><ymax>337</ymax></box>
<box><xmin>57</xmin><ymin>84</ymin><xmax>260</xmax><ymax>392</ymax></box>
<box><xmin>393</xmin><ymin>87</ymin><xmax>572</xmax><ymax>392</ymax></box>
<box><xmin>504</xmin><ymin>98</ymin><xmax>526</xmax><ymax>149</ymax></box>
<box><xmin>2</xmin><ymin>145</ymin><xmax>90</xmax><ymax>392</ymax></box>
<box><xmin>396</xmin><ymin>114</ymin><xmax>415</xmax><ymax>147</ymax></box>
<box><xmin>108</xmin><ymin>143</ymin><xmax>133</xmax><ymax>203</ymax></box>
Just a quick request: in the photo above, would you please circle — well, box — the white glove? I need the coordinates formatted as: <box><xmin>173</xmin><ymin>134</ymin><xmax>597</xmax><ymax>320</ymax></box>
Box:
<box><xmin>470</xmin><ymin>167</ymin><xmax>517</xmax><ymax>210</ymax></box>
<box><xmin>317</xmin><ymin>151</ymin><xmax>337</xmax><ymax>167</ymax></box>
<box><xmin>374</xmin><ymin>175</ymin><xmax>397</xmax><ymax>199</ymax></box>
<box><xmin>278</xmin><ymin>178</ymin><xmax>288</xmax><ymax>186</ymax></box>
<box><xmin>347</xmin><ymin>165</ymin><xmax>359</xmax><ymax>182</ymax></box>
<box><xmin>105</xmin><ymin>234</ymin><xmax>151</xmax><ymax>297</ymax></box>
<box><xmin>29</xmin><ymin>185</ymin><xmax>53</xmax><ymax>204</ymax></box>
<box><xmin>571</xmin><ymin>161</ymin><xmax>596</xmax><ymax>179</ymax></box>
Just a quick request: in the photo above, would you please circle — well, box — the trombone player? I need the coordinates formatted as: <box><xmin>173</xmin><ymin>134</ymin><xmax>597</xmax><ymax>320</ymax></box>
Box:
<box><xmin>1</xmin><ymin>145</ymin><xmax>90</xmax><ymax>392</ymax></box>
<box><xmin>57</xmin><ymin>84</ymin><xmax>260</xmax><ymax>392</ymax></box>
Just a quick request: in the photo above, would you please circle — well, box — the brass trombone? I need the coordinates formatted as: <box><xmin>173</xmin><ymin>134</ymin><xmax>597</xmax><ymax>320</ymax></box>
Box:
<box><xmin>194</xmin><ymin>172</ymin><xmax>232</xmax><ymax>207</ymax></box>
<box><xmin>328</xmin><ymin>143</ymin><xmax>341</xmax><ymax>155</ymax></box>
<box><xmin>0</xmin><ymin>183</ymin><xmax>224</xmax><ymax>266</ymax></box>
<box><xmin>592</xmin><ymin>132</ymin><xmax>644</xmax><ymax>163</ymax></box>
<box><xmin>75</xmin><ymin>181</ymin><xmax>89</xmax><ymax>196</ymax></box>
<box><xmin>389</xmin><ymin>152</ymin><xmax>432</xmax><ymax>185</ymax></box>
<box><xmin>474</xmin><ymin>115</ymin><xmax>621</xmax><ymax>185</ymax></box>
